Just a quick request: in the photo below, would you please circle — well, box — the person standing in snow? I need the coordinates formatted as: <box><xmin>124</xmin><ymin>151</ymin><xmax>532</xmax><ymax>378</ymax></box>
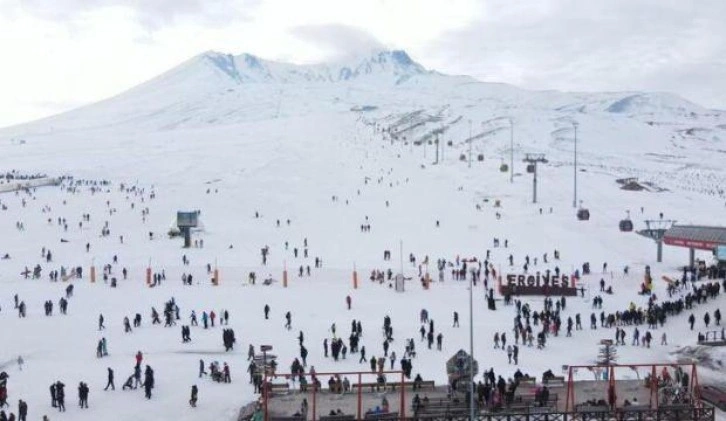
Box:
<box><xmin>104</xmin><ymin>368</ymin><xmax>115</xmax><ymax>391</ymax></box>
<box><xmin>189</xmin><ymin>385</ymin><xmax>198</xmax><ymax>407</ymax></box>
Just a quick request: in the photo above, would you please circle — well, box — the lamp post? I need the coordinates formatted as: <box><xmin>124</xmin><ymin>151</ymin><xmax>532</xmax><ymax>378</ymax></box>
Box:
<box><xmin>572</xmin><ymin>122</ymin><xmax>578</xmax><ymax>208</ymax></box>
<box><xmin>509</xmin><ymin>118</ymin><xmax>514</xmax><ymax>183</ymax></box>
<box><xmin>469</xmin><ymin>269</ymin><xmax>475</xmax><ymax>420</ymax></box>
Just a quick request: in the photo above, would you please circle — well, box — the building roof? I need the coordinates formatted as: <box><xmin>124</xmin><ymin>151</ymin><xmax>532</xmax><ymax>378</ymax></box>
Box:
<box><xmin>663</xmin><ymin>225</ymin><xmax>726</xmax><ymax>250</ymax></box>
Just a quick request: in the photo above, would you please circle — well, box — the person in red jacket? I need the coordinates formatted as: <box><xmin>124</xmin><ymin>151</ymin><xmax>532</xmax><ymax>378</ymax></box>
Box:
<box><xmin>135</xmin><ymin>351</ymin><xmax>143</xmax><ymax>367</ymax></box>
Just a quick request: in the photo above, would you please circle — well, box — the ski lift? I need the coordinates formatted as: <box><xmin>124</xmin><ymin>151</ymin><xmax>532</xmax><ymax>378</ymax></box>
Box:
<box><xmin>459</xmin><ymin>154</ymin><xmax>467</xmax><ymax>162</ymax></box>
<box><xmin>477</xmin><ymin>154</ymin><xmax>484</xmax><ymax>162</ymax></box>
<box><xmin>577</xmin><ymin>208</ymin><xmax>590</xmax><ymax>221</ymax></box>
<box><xmin>526</xmin><ymin>164</ymin><xmax>535</xmax><ymax>173</ymax></box>
<box><xmin>619</xmin><ymin>210</ymin><xmax>633</xmax><ymax>232</ymax></box>
<box><xmin>499</xmin><ymin>163</ymin><xmax>509</xmax><ymax>172</ymax></box>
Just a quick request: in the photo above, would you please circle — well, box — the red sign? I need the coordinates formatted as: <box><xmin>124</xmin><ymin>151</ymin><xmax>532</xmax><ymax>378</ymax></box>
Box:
<box><xmin>663</xmin><ymin>237</ymin><xmax>720</xmax><ymax>251</ymax></box>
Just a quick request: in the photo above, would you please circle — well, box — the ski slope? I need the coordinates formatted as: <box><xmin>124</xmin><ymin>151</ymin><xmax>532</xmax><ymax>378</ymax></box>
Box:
<box><xmin>0</xmin><ymin>50</ymin><xmax>724</xmax><ymax>421</ymax></box>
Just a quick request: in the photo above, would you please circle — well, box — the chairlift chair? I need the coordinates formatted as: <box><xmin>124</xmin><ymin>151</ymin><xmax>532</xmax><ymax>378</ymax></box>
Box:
<box><xmin>499</xmin><ymin>163</ymin><xmax>509</xmax><ymax>172</ymax></box>
<box><xmin>526</xmin><ymin>164</ymin><xmax>535</xmax><ymax>173</ymax></box>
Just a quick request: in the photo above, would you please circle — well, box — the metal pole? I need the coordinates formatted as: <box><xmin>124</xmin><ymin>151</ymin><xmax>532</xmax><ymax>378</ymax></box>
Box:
<box><xmin>573</xmin><ymin>122</ymin><xmax>578</xmax><ymax>208</ymax></box>
<box><xmin>441</xmin><ymin>129</ymin><xmax>445</xmax><ymax>162</ymax></box>
<box><xmin>400</xmin><ymin>240</ymin><xmax>404</xmax><ymax>276</ymax></box>
<box><xmin>357</xmin><ymin>373</ymin><xmax>362</xmax><ymax>421</ymax></box>
<box><xmin>533</xmin><ymin>163</ymin><xmax>538</xmax><ymax>204</ymax></box>
<box><xmin>263</xmin><ymin>362</ymin><xmax>268</xmax><ymax>421</ymax></box>
<box><xmin>469</xmin><ymin>270</ymin><xmax>475</xmax><ymax>420</ymax></box>
<box><xmin>468</xmin><ymin>120</ymin><xmax>472</xmax><ymax>168</ymax></box>
<box><xmin>509</xmin><ymin>118</ymin><xmax>514</xmax><ymax>183</ymax></box>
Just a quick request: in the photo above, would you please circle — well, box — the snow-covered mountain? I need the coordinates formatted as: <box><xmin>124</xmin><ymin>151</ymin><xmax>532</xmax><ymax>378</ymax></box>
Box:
<box><xmin>2</xmin><ymin>49</ymin><xmax>724</xmax><ymax>198</ymax></box>
<box><xmin>3</xmin><ymin>49</ymin><xmax>719</xmax><ymax>134</ymax></box>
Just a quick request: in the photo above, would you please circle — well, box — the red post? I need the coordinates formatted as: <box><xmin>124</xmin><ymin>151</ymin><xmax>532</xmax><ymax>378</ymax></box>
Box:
<box><xmin>146</xmin><ymin>267</ymin><xmax>151</xmax><ymax>286</ymax></box>
<box><xmin>608</xmin><ymin>366</ymin><xmax>616</xmax><ymax>409</ymax></box>
<box><xmin>651</xmin><ymin>365</ymin><xmax>657</xmax><ymax>409</ymax></box>
<box><xmin>357</xmin><ymin>373</ymin><xmax>362</xmax><ymax>421</ymax></box>
<box><xmin>691</xmin><ymin>363</ymin><xmax>701</xmax><ymax>406</ymax></box>
<box><xmin>353</xmin><ymin>270</ymin><xmax>358</xmax><ymax>289</ymax></box>
<box><xmin>283</xmin><ymin>269</ymin><xmax>288</xmax><ymax>288</ymax></box>
<box><xmin>566</xmin><ymin>365</ymin><xmax>574</xmax><ymax>411</ymax></box>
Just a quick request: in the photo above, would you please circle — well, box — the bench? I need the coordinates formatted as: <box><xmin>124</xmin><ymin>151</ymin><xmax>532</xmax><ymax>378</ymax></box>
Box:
<box><xmin>517</xmin><ymin>376</ymin><xmax>537</xmax><ymax>387</ymax></box>
<box><xmin>542</xmin><ymin>376</ymin><xmax>566</xmax><ymax>387</ymax></box>
<box><xmin>509</xmin><ymin>392</ymin><xmax>558</xmax><ymax>408</ymax></box>
<box><xmin>414</xmin><ymin>398</ymin><xmax>471</xmax><ymax>416</ymax></box>
<box><xmin>351</xmin><ymin>380</ymin><xmax>435</xmax><ymax>392</ymax></box>
<box><xmin>364</xmin><ymin>412</ymin><xmax>399</xmax><ymax>420</ymax></box>
<box><xmin>269</xmin><ymin>383</ymin><xmax>291</xmax><ymax>395</ymax></box>
<box><xmin>700</xmin><ymin>385</ymin><xmax>726</xmax><ymax>410</ymax></box>
<box><xmin>389</xmin><ymin>380</ymin><xmax>435</xmax><ymax>391</ymax></box>
<box><xmin>269</xmin><ymin>416</ymin><xmax>304</xmax><ymax>421</ymax></box>
<box><xmin>319</xmin><ymin>415</ymin><xmax>355</xmax><ymax>421</ymax></box>
<box><xmin>576</xmin><ymin>405</ymin><xmax>610</xmax><ymax>415</ymax></box>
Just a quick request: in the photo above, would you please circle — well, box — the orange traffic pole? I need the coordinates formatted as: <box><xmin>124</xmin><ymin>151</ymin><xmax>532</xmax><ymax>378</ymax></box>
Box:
<box><xmin>213</xmin><ymin>268</ymin><xmax>219</xmax><ymax>286</ymax></box>
<box><xmin>353</xmin><ymin>270</ymin><xmax>358</xmax><ymax>289</ymax></box>
<box><xmin>283</xmin><ymin>269</ymin><xmax>288</xmax><ymax>288</ymax></box>
<box><xmin>146</xmin><ymin>267</ymin><xmax>152</xmax><ymax>286</ymax></box>
<box><xmin>90</xmin><ymin>266</ymin><xmax>96</xmax><ymax>283</ymax></box>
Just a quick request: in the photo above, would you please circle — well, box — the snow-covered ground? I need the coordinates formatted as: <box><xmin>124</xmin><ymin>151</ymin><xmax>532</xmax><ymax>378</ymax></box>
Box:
<box><xmin>0</xmin><ymin>50</ymin><xmax>724</xmax><ymax>420</ymax></box>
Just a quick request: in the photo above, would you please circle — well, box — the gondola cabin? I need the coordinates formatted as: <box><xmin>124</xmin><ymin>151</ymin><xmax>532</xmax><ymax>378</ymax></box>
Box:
<box><xmin>619</xmin><ymin>219</ymin><xmax>633</xmax><ymax>232</ymax></box>
<box><xmin>577</xmin><ymin>208</ymin><xmax>590</xmax><ymax>221</ymax></box>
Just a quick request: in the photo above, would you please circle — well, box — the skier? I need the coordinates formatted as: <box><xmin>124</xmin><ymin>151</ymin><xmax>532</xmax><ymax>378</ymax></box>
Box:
<box><xmin>453</xmin><ymin>312</ymin><xmax>459</xmax><ymax>328</ymax></box>
<box><xmin>264</xmin><ymin>305</ymin><xmax>270</xmax><ymax>320</ymax></box>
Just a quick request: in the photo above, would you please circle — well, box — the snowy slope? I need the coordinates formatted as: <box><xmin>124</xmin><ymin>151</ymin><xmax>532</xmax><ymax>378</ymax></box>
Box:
<box><xmin>0</xmin><ymin>50</ymin><xmax>724</xmax><ymax>421</ymax></box>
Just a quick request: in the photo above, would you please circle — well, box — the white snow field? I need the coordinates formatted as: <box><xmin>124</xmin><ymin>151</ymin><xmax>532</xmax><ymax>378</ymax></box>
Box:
<box><xmin>0</xmin><ymin>50</ymin><xmax>725</xmax><ymax>421</ymax></box>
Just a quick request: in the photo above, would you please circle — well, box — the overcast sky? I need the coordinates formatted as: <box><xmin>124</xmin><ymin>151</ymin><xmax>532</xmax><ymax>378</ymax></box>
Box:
<box><xmin>1</xmin><ymin>0</ymin><xmax>724</xmax><ymax>128</ymax></box>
